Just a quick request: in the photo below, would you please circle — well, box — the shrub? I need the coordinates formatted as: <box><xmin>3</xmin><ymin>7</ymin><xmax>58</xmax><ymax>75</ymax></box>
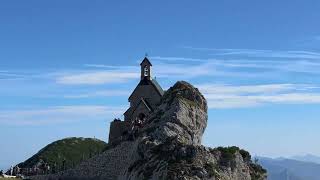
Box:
<box><xmin>215</xmin><ymin>146</ymin><xmax>240</xmax><ymax>168</ymax></box>
<box><xmin>239</xmin><ymin>149</ymin><xmax>251</xmax><ymax>162</ymax></box>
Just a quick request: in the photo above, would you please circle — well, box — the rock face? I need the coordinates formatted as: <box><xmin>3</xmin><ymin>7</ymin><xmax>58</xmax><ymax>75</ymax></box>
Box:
<box><xmin>33</xmin><ymin>81</ymin><xmax>266</xmax><ymax>180</ymax></box>
<box><xmin>143</xmin><ymin>81</ymin><xmax>208</xmax><ymax>146</ymax></box>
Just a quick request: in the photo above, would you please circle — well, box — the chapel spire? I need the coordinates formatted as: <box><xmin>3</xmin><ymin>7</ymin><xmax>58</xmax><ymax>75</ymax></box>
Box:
<box><xmin>140</xmin><ymin>57</ymin><xmax>152</xmax><ymax>80</ymax></box>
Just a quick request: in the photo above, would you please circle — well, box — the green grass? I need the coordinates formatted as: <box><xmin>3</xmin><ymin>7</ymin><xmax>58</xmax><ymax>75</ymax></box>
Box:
<box><xmin>18</xmin><ymin>137</ymin><xmax>108</xmax><ymax>172</ymax></box>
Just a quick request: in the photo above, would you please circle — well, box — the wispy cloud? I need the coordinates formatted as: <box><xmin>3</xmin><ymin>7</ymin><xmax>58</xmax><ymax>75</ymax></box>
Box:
<box><xmin>0</xmin><ymin>71</ymin><xmax>27</xmax><ymax>80</ymax></box>
<box><xmin>215</xmin><ymin>50</ymin><xmax>320</xmax><ymax>59</ymax></box>
<box><xmin>154</xmin><ymin>62</ymin><xmax>220</xmax><ymax>78</ymax></box>
<box><xmin>150</xmin><ymin>56</ymin><xmax>206</xmax><ymax>62</ymax></box>
<box><xmin>56</xmin><ymin>71</ymin><xmax>139</xmax><ymax>85</ymax></box>
<box><xmin>197</xmin><ymin>83</ymin><xmax>320</xmax><ymax>109</ymax></box>
<box><xmin>54</xmin><ymin>63</ymin><xmax>239</xmax><ymax>85</ymax></box>
<box><xmin>53</xmin><ymin>54</ymin><xmax>320</xmax><ymax>87</ymax></box>
<box><xmin>3</xmin><ymin>48</ymin><xmax>320</xmax><ymax>112</ymax></box>
<box><xmin>64</xmin><ymin>90</ymin><xmax>130</xmax><ymax>98</ymax></box>
<box><xmin>6</xmin><ymin>49</ymin><xmax>319</xmax><ymax>86</ymax></box>
<box><xmin>198</xmin><ymin>84</ymin><xmax>310</xmax><ymax>94</ymax></box>
<box><xmin>84</xmin><ymin>64</ymin><xmax>136</xmax><ymax>69</ymax></box>
<box><xmin>183</xmin><ymin>46</ymin><xmax>320</xmax><ymax>59</ymax></box>
<box><xmin>315</xmin><ymin>36</ymin><xmax>320</xmax><ymax>41</ymax></box>
<box><xmin>149</xmin><ymin>54</ymin><xmax>320</xmax><ymax>75</ymax></box>
<box><xmin>0</xmin><ymin>105</ymin><xmax>126</xmax><ymax>126</ymax></box>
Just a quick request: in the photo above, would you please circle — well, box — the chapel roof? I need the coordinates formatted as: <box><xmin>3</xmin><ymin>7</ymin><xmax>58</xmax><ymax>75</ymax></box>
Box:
<box><xmin>140</xmin><ymin>57</ymin><xmax>152</xmax><ymax>66</ymax></box>
<box><xmin>128</xmin><ymin>78</ymin><xmax>164</xmax><ymax>100</ymax></box>
<box><xmin>124</xmin><ymin>97</ymin><xmax>153</xmax><ymax>118</ymax></box>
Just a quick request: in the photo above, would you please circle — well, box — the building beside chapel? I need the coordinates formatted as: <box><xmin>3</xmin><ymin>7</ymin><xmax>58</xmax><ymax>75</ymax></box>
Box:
<box><xmin>108</xmin><ymin>57</ymin><xmax>164</xmax><ymax>143</ymax></box>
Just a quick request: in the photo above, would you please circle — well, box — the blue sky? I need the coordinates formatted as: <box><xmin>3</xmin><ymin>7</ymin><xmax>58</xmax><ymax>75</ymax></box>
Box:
<box><xmin>1</xmin><ymin>0</ymin><xmax>320</xmax><ymax>170</ymax></box>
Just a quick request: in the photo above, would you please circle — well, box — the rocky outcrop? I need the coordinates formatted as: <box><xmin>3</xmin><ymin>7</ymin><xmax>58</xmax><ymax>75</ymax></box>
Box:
<box><xmin>141</xmin><ymin>81</ymin><xmax>208</xmax><ymax>146</ymax></box>
<box><xmin>32</xmin><ymin>81</ymin><xmax>266</xmax><ymax>180</ymax></box>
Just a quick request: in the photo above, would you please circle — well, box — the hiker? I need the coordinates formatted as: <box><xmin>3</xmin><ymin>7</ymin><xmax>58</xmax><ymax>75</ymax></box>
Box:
<box><xmin>10</xmin><ymin>166</ymin><xmax>13</xmax><ymax>176</ymax></box>
<box><xmin>133</xmin><ymin>117</ymin><xmax>143</xmax><ymax>138</ymax></box>
<box><xmin>46</xmin><ymin>164</ymin><xmax>50</xmax><ymax>174</ymax></box>
<box><xmin>14</xmin><ymin>165</ymin><xmax>20</xmax><ymax>175</ymax></box>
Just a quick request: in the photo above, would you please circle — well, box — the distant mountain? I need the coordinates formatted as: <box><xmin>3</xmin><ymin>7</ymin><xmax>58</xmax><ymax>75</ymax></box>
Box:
<box><xmin>291</xmin><ymin>154</ymin><xmax>320</xmax><ymax>164</ymax></box>
<box><xmin>17</xmin><ymin>137</ymin><xmax>107</xmax><ymax>173</ymax></box>
<box><xmin>258</xmin><ymin>157</ymin><xmax>320</xmax><ymax>180</ymax></box>
<box><xmin>268</xmin><ymin>169</ymin><xmax>302</xmax><ymax>180</ymax></box>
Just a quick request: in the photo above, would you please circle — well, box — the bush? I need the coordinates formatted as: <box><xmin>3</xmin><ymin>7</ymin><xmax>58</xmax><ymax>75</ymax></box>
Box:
<box><xmin>239</xmin><ymin>149</ymin><xmax>251</xmax><ymax>162</ymax></box>
<box><xmin>217</xmin><ymin>146</ymin><xmax>239</xmax><ymax>157</ymax></box>
<box><xmin>250</xmin><ymin>163</ymin><xmax>267</xmax><ymax>180</ymax></box>
<box><xmin>215</xmin><ymin>146</ymin><xmax>240</xmax><ymax>168</ymax></box>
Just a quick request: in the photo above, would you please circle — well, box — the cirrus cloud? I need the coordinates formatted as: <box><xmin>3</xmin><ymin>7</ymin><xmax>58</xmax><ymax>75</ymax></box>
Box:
<box><xmin>56</xmin><ymin>71</ymin><xmax>139</xmax><ymax>85</ymax></box>
<box><xmin>0</xmin><ymin>105</ymin><xmax>126</xmax><ymax>126</ymax></box>
<box><xmin>197</xmin><ymin>84</ymin><xmax>320</xmax><ymax>109</ymax></box>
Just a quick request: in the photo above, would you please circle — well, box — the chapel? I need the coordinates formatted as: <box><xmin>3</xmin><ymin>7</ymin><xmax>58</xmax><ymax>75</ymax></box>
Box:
<box><xmin>108</xmin><ymin>57</ymin><xmax>164</xmax><ymax>143</ymax></box>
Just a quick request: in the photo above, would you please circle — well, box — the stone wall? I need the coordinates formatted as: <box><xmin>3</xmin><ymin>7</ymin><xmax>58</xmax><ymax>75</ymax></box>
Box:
<box><xmin>108</xmin><ymin>120</ymin><xmax>131</xmax><ymax>144</ymax></box>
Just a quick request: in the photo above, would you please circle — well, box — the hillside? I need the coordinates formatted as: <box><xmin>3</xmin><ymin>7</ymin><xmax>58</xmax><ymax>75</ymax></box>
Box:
<box><xmin>18</xmin><ymin>137</ymin><xmax>107</xmax><ymax>173</ymax></box>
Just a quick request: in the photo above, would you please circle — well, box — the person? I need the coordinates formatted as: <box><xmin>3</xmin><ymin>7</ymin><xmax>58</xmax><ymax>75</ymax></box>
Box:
<box><xmin>133</xmin><ymin>117</ymin><xmax>143</xmax><ymax>137</ymax></box>
<box><xmin>0</xmin><ymin>169</ymin><xmax>3</xmax><ymax>176</ymax></box>
<box><xmin>10</xmin><ymin>165</ymin><xmax>13</xmax><ymax>176</ymax></box>
<box><xmin>33</xmin><ymin>166</ymin><xmax>38</xmax><ymax>175</ymax></box>
<box><xmin>13</xmin><ymin>165</ymin><xmax>20</xmax><ymax>175</ymax></box>
<box><xmin>136</xmin><ymin>118</ymin><xmax>143</xmax><ymax>128</ymax></box>
<box><xmin>62</xmin><ymin>159</ymin><xmax>66</xmax><ymax>171</ymax></box>
<box><xmin>46</xmin><ymin>164</ymin><xmax>50</xmax><ymax>174</ymax></box>
<box><xmin>52</xmin><ymin>162</ymin><xmax>56</xmax><ymax>174</ymax></box>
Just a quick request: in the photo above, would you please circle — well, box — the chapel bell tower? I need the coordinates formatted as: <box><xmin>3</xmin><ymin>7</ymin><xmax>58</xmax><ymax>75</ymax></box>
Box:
<box><xmin>140</xmin><ymin>57</ymin><xmax>152</xmax><ymax>80</ymax></box>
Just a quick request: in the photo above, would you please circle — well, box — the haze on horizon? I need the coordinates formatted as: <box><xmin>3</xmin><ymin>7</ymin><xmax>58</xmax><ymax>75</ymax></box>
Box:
<box><xmin>1</xmin><ymin>1</ymin><xmax>320</xmax><ymax>169</ymax></box>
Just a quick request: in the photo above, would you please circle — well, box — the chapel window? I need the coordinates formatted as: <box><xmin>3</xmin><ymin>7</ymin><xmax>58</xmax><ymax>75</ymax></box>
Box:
<box><xmin>144</xmin><ymin>66</ymin><xmax>149</xmax><ymax>76</ymax></box>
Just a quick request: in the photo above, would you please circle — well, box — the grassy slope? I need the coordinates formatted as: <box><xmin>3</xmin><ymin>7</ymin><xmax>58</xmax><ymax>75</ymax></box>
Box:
<box><xmin>18</xmin><ymin>137</ymin><xmax>107</xmax><ymax>170</ymax></box>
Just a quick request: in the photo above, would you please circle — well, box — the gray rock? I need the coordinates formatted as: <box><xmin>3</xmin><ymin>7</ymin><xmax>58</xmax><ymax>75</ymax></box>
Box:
<box><xmin>142</xmin><ymin>81</ymin><xmax>207</xmax><ymax>146</ymax></box>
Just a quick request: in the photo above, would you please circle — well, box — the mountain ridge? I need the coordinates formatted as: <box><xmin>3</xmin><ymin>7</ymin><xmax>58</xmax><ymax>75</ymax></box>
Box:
<box><xmin>290</xmin><ymin>154</ymin><xmax>320</xmax><ymax>164</ymax></box>
<box><xmin>258</xmin><ymin>156</ymin><xmax>320</xmax><ymax>180</ymax></box>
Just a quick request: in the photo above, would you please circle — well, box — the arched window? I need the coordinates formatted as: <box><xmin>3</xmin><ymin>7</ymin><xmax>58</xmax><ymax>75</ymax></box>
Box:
<box><xmin>144</xmin><ymin>66</ymin><xmax>149</xmax><ymax>76</ymax></box>
<box><xmin>138</xmin><ymin>113</ymin><xmax>146</xmax><ymax>121</ymax></box>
